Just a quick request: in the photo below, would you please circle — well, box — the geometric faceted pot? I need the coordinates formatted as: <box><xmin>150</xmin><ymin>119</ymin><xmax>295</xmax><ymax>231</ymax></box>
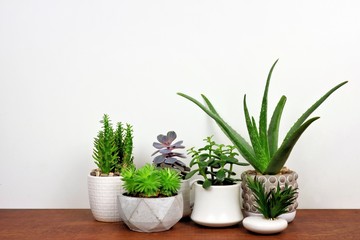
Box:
<box><xmin>191</xmin><ymin>182</ymin><xmax>243</xmax><ymax>227</ymax></box>
<box><xmin>118</xmin><ymin>194</ymin><xmax>183</xmax><ymax>232</ymax></box>
<box><xmin>241</xmin><ymin>168</ymin><xmax>299</xmax><ymax>223</ymax></box>
<box><xmin>87</xmin><ymin>175</ymin><xmax>123</xmax><ymax>222</ymax></box>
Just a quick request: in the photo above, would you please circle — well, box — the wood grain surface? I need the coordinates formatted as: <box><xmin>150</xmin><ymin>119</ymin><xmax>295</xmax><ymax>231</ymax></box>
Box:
<box><xmin>0</xmin><ymin>209</ymin><xmax>359</xmax><ymax>239</ymax></box>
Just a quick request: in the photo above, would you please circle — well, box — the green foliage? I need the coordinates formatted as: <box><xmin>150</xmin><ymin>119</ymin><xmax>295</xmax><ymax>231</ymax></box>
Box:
<box><xmin>185</xmin><ymin>136</ymin><xmax>248</xmax><ymax>189</ymax></box>
<box><xmin>115</xmin><ymin>123</ymin><xmax>134</xmax><ymax>171</ymax></box>
<box><xmin>121</xmin><ymin>164</ymin><xmax>181</xmax><ymax>197</ymax></box>
<box><xmin>178</xmin><ymin>60</ymin><xmax>347</xmax><ymax>174</ymax></box>
<box><xmin>92</xmin><ymin>114</ymin><xmax>134</xmax><ymax>175</ymax></box>
<box><xmin>246</xmin><ymin>177</ymin><xmax>298</xmax><ymax>219</ymax></box>
<box><xmin>92</xmin><ymin>114</ymin><xmax>118</xmax><ymax>174</ymax></box>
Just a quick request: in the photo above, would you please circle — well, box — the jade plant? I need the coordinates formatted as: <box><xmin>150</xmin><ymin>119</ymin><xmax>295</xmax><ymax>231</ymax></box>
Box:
<box><xmin>185</xmin><ymin>136</ymin><xmax>248</xmax><ymax>189</ymax></box>
<box><xmin>121</xmin><ymin>164</ymin><xmax>181</xmax><ymax>197</ymax></box>
<box><xmin>178</xmin><ymin>60</ymin><xmax>347</xmax><ymax>174</ymax></box>
<box><xmin>152</xmin><ymin>131</ymin><xmax>190</xmax><ymax>178</ymax></box>
<box><xmin>92</xmin><ymin>114</ymin><xmax>134</xmax><ymax>176</ymax></box>
<box><xmin>246</xmin><ymin>177</ymin><xmax>298</xmax><ymax>219</ymax></box>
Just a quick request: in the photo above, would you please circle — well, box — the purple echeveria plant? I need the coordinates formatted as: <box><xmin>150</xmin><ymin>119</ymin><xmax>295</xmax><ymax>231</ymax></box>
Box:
<box><xmin>152</xmin><ymin>131</ymin><xmax>190</xmax><ymax>178</ymax></box>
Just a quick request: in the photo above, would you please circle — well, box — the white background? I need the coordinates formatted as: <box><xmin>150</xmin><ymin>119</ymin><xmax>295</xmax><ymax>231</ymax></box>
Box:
<box><xmin>0</xmin><ymin>0</ymin><xmax>359</xmax><ymax>208</ymax></box>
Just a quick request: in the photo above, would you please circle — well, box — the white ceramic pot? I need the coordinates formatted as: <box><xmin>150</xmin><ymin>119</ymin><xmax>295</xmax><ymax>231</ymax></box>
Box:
<box><xmin>242</xmin><ymin>216</ymin><xmax>288</xmax><ymax>234</ymax></box>
<box><xmin>118</xmin><ymin>194</ymin><xmax>183</xmax><ymax>232</ymax></box>
<box><xmin>191</xmin><ymin>182</ymin><xmax>243</xmax><ymax>227</ymax></box>
<box><xmin>87</xmin><ymin>174</ymin><xmax>123</xmax><ymax>222</ymax></box>
<box><xmin>180</xmin><ymin>179</ymin><xmax>192</xmax><ymax>217</ymax></box>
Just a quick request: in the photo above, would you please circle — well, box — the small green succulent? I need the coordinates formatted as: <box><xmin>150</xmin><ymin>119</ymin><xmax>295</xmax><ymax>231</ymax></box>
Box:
<box><xmin>92</xmin><ymin>114</ymin><xmax>134</xmax><ymax>175</ymax></box>
<box><xmin>121</xmin><ymin>164</ymin><xmax>181</xmax><ymax>198</ymax></box>
<box><xmin>246</xmin><ymin>177</ymin><xmax>298</xmax><ymax>220</ymax></box>
<box><xmin>185</xmin><ymin>136</ymin><xmax>248</xmax><ymax>189</ymax></box>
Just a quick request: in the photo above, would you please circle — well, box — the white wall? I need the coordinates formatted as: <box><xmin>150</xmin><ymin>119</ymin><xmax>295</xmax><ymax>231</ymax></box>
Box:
<box><xmin>0</xmin><ymin>0</ymin><xmax>359</xmax><ymax>208</ymax></box>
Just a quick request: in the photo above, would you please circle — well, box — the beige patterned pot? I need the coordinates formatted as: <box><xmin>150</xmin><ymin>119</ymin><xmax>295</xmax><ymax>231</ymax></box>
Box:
<box><xmin>87</xmin><ymin>175</ymin><xmax>123</xmax><ymax>222</ymax></box>
<box><xmin>118</xmin><ymin>194</ymin><xmax>183</xmax><ymax>232</ymax></box>
<box><xmin>241</xmin><ymin>168</ymin><xmax>299</xmax><ymax>222</ymax></box>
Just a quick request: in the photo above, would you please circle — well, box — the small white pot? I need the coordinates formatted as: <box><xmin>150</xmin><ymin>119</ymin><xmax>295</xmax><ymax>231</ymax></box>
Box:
<box><xmin>242</xmin><ymin>216</ymin><xmax>288</xmax><ymax>234</ymax></box>
<box><xmin>245</xmin><ymin>210</ymin><xmax>297</xmax><ymax>223</ymax></box>
<box><xmin>191</xmin><ymin>182</ymin><xmax>243</xmax><ymax>227</ymax></box>
<box><xmin>118</xmin><ymin>194</ymin><xmax>183</xmax><ymax>232</ymax></box>
<box><xmin>87</xmin><ymin>174</ymin><xmax>123</xmax><ymax>222</ymax></box>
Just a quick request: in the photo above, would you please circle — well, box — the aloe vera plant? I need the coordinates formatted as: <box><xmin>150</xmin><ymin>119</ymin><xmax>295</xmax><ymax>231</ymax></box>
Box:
<box><xmin>178</xmin><ymin>60</ymin><xmax>347</xmax><ymax>174</ymax></box>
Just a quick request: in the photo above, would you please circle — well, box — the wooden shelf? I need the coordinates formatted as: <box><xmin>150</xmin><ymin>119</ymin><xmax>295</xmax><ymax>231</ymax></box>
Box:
<box><xmin>0</xmin><ymin>209</ymin><xmax>359</xmax><ymax>239</ymax></box>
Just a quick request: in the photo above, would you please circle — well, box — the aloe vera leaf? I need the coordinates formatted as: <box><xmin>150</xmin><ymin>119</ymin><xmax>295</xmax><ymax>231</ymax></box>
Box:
<box><xmin>244</xmin><ymin>95</ymin><xmax>268</xmax><ymax>172</ymax></box>
<box><xmin>177</xmin><ymin>93</ymin><xmax>257</xmax><ymax>168</ymax></box>
<box><xmin>259</xmin><ymin>59</ymin><xmax>278</xmax><ymax>160</ymax></box>
<box><xmin>284</xmin><ymin>81</ymin><xmax>348</xmax><ymax>142</ymax></box>
<box><xmin>268</xmin><ymin>95</ymin><xmax>287</xmax><ymax>157</ymax></box>
<box><xmin>265</xmin><ymin>117</ymin><xmax>320</xmax><ymax>174</ymax></box>
<box><xmin>201</xmin><ymin>94</ymin><xmax>254</xmax><ymax>153</ymax></box>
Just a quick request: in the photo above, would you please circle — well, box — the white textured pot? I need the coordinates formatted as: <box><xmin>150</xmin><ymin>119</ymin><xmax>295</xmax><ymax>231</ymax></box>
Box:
<box><xmin>87</xmin><ymin>174</ymin><xmax>123</xmax><ymax>222</ymax></box>
<box><xmin>191</xmin><ymin>182</ymin><xmax>243</xmax><ymax>227</ymax></box>
<box><xmin>242</xmin><ymin>216</ymin><xmax>288</xmax><ymax>234</ymax></box>
<box><xmin>118</xmin><ymin>194</ymin><xmax>183</xmax><ymax>232</ymax></box>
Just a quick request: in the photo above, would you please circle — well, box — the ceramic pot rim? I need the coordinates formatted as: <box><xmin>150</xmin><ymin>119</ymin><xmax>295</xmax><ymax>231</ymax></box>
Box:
<box><xmin>242</xmin><ymin>168</ymin><xmax>297</xmax><ymax>176</ymax></box>
<box><xmin>193</xmin><ymin>181</ymin><xmax>241</xmax><ymax>189</ymax></box>
<box><xmin>119</xmin><ymin>193</ymin><xmax>181</xmax><ymax>199</ymax></box>
<box><xmin>88</xmin><ymin>174</ymin><xmax>122</xmax><ymax>178</ymax></box>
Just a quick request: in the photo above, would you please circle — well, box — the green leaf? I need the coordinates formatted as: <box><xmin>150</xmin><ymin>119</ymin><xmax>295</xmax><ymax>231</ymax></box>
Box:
<box><xmin>216</xmin><ymin>169</ymin><xmax>226</xmax><ymax>181</ymax></box>
<box><xmin>268</xmin><ymin>96</ymin><xmax>287</xmax><ymax>157</ymax></box>
<box><xmin>177</xmin><ymin>92</ymin><xmax>256</xmax><ymax>165</ymax></box>
<box><xmin>185</xmin><ymin>169</ymin><xmax>198</xmax><ymax>179</ymax></box>
<box><xmin>244</xmin><ymin>95</ymin><xmax>267</xmax><ymax>173</ymax></box>
<box><xmin>259</xmin><ymin>59</ymin><xmax>278</xmax><ymax>162</ymax></box>
<box><xmin>284</xmin><ymin>81</ymin><xmax>348</xmax><ymax>143</ymax></box>
<box><xmin>266</xmin><ymin>117</ymin><xmax>320</xmax><ymax>174</ymax></box>
<box><xmin>202</xmin><ymin>179</ymin><xmax>212</xmax><ymax>189</ymax></box>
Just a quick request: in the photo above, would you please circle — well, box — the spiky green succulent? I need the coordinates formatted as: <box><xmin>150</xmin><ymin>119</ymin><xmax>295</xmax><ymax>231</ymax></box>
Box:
<box><xmin>178</xmin><ymin>60</ymin><xmax>347</xmax><ymax>174</ymax></box>
<box><xmin>92</xmin><ymin>114</ymin><xmax>118</xmax><ymax>174</ymax></box>
<box><xmin>121</xmin><ymin>164</ymin><xmax>181</xmax><ymax>197</ymax></box>
<box><xmin>92</xmin><ymin>114</ymin><xmax>134</xmax><ymax>175</ymax></box>
<box><xmin>115</xmin><ymin>122</ymin><xmax>134</xmax><ymax>171</ymax></box>
<box><xmin>246</xmin><ymin>177</ymin><xmax>298</xmax><ymax>219</ymax></box>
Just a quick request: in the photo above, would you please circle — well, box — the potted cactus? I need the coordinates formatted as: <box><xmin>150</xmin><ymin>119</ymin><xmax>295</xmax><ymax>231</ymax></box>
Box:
<box><xmin>178</xmin><ymin>59</ymin><xmax>347</xmax><ymax>222</ymax></box>
<box><xmin>242</xmin><ymin>177</ymin><xmax>298</xmax><ymax>234</ymax></box>
<box><xmin>152</xmin><ymin>131</ymin><xmax>192</xmax><ymax>216</ymax></box>
<box><xmin>118</xmin><ymin>164</ymin><xmax>183</xmax><ymax>232</ymax></box>
<box><xmin>88</xmin><ymin>114</ymin><xmax>134</xmax><ymax>222</ymax></box>
<box><xmin>185</xmin><ymin>136</ymin><xmax>248</xmax><ymax>227</ymax></box>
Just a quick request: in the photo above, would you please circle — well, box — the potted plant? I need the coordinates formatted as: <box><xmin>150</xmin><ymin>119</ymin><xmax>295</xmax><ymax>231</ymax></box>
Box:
<box><xmin>118</xmin><ymin>164</ymin><xmax>183</xmax><ymax>232</ymax></box>
<box><xmin>242</xmin><ymin>177</ymin><xmax>298</xmax><ymax>234</ymax></box>
<box><xmin>185</xmin><ymin>136</ymin><xmax>248</xmax><ymax>227</ymax></box>
<box><xmin>88</xmin><ymin>114</ymin><xmax>134</xmax><ymax>222</ymax></box>
<box><xmin>152</xmin><ymin>131</ymin><xmax>192</xmax><ymax>216</ymax></box>
<box><xmin>178</xmin><ymin>59</ymin><xmax>347</xmax><ymax>222</ymax></box>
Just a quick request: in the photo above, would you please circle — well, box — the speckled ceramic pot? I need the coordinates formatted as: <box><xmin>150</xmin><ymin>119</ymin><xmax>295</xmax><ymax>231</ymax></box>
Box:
<box><xmin>118</xmin><ymin>194</ymin><xmax>183</xmax><ymax>232</ymax></box>
<box><xmin>241</xmin><ymin>169</ymin><xmax>299</xmax><ymax>222</ymax></box>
